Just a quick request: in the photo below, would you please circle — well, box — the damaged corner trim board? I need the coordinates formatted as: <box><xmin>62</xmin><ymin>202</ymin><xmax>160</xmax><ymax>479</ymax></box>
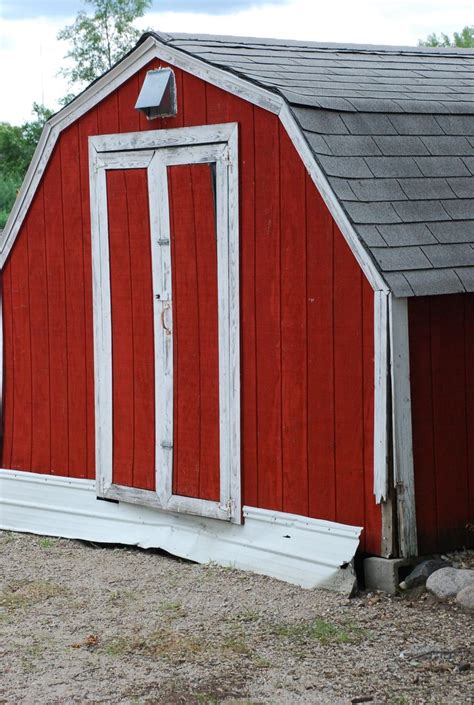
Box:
<box><xmin>0</xmin><ymin>469</ymin><xmax>361</xmax><ymax>592</ymax></box>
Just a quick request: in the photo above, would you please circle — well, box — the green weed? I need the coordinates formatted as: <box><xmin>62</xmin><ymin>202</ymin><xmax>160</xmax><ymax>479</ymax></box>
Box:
<box><xmin>38</xmin><ymin>537</ymin><xmax>56</xmax><ymax>549</ymax></box>
<box><xmin>158</xmin><ymin>601</ymin><xmax>187</xmax><ymax>619</ymax></box>
<box><xmin>273</xmin><ymin>618</ymin><xmax>366</xmax><ymax>645</ymax></box>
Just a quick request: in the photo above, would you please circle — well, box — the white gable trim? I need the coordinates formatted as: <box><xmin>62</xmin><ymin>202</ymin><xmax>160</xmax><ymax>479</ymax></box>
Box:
<box><xmin>0</xmin><ymin>34</ymin><xmax>387</xmax><ymax>294</ymax></box>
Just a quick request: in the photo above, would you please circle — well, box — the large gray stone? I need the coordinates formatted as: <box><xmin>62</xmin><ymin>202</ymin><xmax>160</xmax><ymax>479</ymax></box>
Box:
<box><xmin>456</xmin><ymin>584</ymin><xmax>474</xmax><ymax>612</ymax></box>
<box><xmin>400</xmin><ymin>558</ymin><xmax>451</xmax><ymax>590</ymax></box>
<box><xmin>426</xmin><ymin>568</ymin><xmax>474</xmax><ymax>599</ymax></box>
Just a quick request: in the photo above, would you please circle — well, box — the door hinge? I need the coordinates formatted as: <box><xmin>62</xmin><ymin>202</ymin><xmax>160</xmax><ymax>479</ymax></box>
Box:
<box><xmin>218</xmin><ymin>498</ymin><xmax>235</xmax><ymax>518</ymax></box>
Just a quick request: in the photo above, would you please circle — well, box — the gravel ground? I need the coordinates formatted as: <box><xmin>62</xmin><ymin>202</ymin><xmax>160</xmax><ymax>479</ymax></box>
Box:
<box><xmin>0</xmin><ymin>531</ymin><xmax>473</xmax><ymax>705</ymax></box>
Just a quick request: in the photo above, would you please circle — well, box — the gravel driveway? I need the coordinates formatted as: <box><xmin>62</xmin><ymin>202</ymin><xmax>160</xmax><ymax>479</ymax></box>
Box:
<box><xmin>0</xmin><ymin>531</ymin><xmax>472</xmax><ymax>704</ymax></box>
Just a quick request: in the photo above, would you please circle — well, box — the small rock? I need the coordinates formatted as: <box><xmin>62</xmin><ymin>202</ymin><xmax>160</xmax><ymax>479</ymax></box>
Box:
<box><xmin>367</xmin><ymin>595</ymin><xmax>381</xmax><ymax>606</ymax></box>
<box><xmin>426</xmin><ymin>661</ymin><xmax>451</xmax><ymax>673</ymax></box>
<box><xmin>426</xmin><ymin>568</ymin><xmax>474</xmax><ymax>599</ymax></box>
<box><xmin>401</xmin><ymin>559</ymin><xmax>451</xmax><ymax>590</ymax></box>
<box><xmin>400</xmin><ymin>644</ymin><xmax>447</xmax><ymax>660</ymax></box>
<box><xmin>457</xmin><ymin>662</ymin><xmax>471</xmax><ymax>672</ymax></box>
<box><xmin>456</xmin><ymin>584</ymin><xmax>474</xmax><ymax>612</ymax></box>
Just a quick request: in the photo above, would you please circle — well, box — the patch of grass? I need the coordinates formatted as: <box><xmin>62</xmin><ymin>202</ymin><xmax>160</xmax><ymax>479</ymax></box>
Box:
<box><xmin>252</xmin><ymin>655</ymin><xmax>271</xmax><ymax>669</ymax></box>
<box><xmin>272</xmin><ymin>618</ymin><xmax>366</xmax><ymax>645</ymax></box>
<box><xmin>223</xmin><ymin>634</ymin><xmax>252</xmax><ymax>656</ymax></box>
<box><xmin>105</xmin><ymin>626</ymin><xmax>204</xmax><ymax>663</ymax></box>
<box><xmin>203</xmin><ymin>560</ymin><xmax>237</xmax><ymax>573</ymax></box>
<box><xmin>231</xmin><ymin>610</ymin><xmax>261</xmax><ymax>624</ymax></box>
<box><xmin>0</xmin><ymin>579</ymin><xmax>67</xmax><ymax>611</ymax></box>
<box><xmin>107</xmin><ymin>589</ymin><xmax>136</xmax><ymax>603</ymax></box>
<box><xmin>158</xmin><ymin>600</ymin><xmax>187</xmax><ymax>619</ymax></box>
<box><xmin>38</xmin><ymin>537</ymin><xmax>56</xmax><ymax>549</ymax></box>
<box><xmin>16</xmin><ymin>637</ymin><xmax>52</xmax><ymax>672</ymax></box>
<box><xmin>22</xmin><ymin>640</ymin><xmax>49</xmax><ymax>661</ymax></box>
<box><xmin>389</xmin><ymin>697</ymin><xmax>410</xmax><ymax>705</ymax></box>
<box><xmin>195</xmin><ymin>694</ymin><xmax>219</xmax><ymax>705</ymax></box>
<box><xmin>124</xmin><ymin>672</ymin><xmax>254</xmax><ymax>705</ymax></box>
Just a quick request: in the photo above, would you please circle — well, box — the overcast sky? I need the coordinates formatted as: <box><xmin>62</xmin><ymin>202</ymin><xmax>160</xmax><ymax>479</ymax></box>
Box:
<box><xmin>1</xmin><ymin>0</ymin><xmax>472</xmax><ymax>124</ymax></box>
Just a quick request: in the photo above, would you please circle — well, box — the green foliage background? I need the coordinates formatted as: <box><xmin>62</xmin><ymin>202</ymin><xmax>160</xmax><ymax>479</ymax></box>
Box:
<box><xmin>58</xmin><ymin>0</ymin><xmax>151</xmax><ymax>87</ymax></box>
<box><xmin>0</xmin><ymin>105</ymin><xmax>53</xmax><ymax>228</ymax></box>
<box><xmin>0</xmin><ymin>0</ymin><xmax>151</xmax><ymax>229</ymax></box>
<box><xmin>419</xmin><ymin>25</ymin><xmax>474</xmax><ymax>47</ymax></box>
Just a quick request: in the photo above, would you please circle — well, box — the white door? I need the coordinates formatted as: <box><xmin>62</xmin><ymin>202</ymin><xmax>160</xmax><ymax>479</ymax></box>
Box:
<box><xmin>89</xmin><ymin>124</ymin><xmax>241</xmax><ymax>523</ymax></box>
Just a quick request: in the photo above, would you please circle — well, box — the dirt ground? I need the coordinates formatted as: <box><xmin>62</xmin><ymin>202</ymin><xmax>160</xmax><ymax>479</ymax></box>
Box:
<box><xmin>0</xmin><ymin>531</ymin><xmax>472</xmax><ymax>705</ymax></box>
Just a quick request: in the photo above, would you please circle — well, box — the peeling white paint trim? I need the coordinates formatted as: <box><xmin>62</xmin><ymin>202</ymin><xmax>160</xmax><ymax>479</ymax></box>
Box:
<box><xmin>0</xmin><ymin>469</ymin><xmax>361</xmax><ymax>591</ymax></box>
<box><xmin>389</xmin><ymin>295</ymin><xmax>418</xmax><ymax>557</ymax></box>
<box><xmin>374</xmin><ymin>290</ymin><xmax>390</xmax><ymax>503</ymax></box>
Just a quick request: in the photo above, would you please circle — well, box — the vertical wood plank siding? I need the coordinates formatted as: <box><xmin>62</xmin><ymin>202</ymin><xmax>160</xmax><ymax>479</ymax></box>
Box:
<box><xmin>409</xmin><ymin>294</ymin><xmax>474</xmax><ymax>553</ymax></box>
<box><xmin>168</xmin><ymin>164</ymin><xmax>220</xmax><ymax>502</ymax></box>
<box><xmin>107</xmin><ymin>169</ymin><xmax>156</xmax><ymax>491</ymax></box>
<box><xmin>255</xmin><ymin>108</ymin><xmax>283</xmax><ymax>511</ymax></box>
<box><xmin>78</xmin><ymin>109</ymin><xmax>98</xmax><ymax>479</ymax></box>
<box><xmin>1</xmin><ymin>61</ymin><xmax>380</xmax><ymax>552</ymax></box>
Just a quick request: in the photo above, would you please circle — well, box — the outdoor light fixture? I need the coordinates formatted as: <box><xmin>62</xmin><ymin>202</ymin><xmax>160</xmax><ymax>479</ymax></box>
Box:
<box><xmin>135</xmin><ymin>68</ymin><xmax>177</xmax><ymax>120</ymax></box>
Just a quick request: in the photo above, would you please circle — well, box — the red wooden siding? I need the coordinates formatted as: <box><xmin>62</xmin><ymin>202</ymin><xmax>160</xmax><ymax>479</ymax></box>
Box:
<box><xmin>409</xmin><ymin>294</ymin><xmax>474</xmax><ymax>553</ymax></box>
<box><xmin>1</xmin><ymin>60</ymin><xmax>380</xmax><ymax>553</ymax></box>
<box><xmin>169</xmin><ymin>164</ymin><xmax>220</xmax><ymax>502</ymax></box>
<box><xmin>107</xmin><ymin>169</ymin><xmax>155</xmax><ymax>491</ymax></box>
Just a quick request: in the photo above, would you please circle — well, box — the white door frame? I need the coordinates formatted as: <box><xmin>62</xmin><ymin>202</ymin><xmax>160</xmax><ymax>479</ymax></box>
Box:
<box><xmin>89</xmin><ymin>123</ymin><xmax>241</xmax><ymax>523</ymax></box>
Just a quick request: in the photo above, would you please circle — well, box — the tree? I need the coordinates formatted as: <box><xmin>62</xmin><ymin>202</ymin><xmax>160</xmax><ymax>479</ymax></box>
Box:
<box><xmin>58</xmin><ymin>0</ymin><xmax>151</xmax><ymax>90</ymax></box>
<box><xmin>419</xmin><ymin>25</ymin><xmax>474</xmax><ymax>48</ymax></box>
<box><xmin>1</xmin><ymin>1</ymin><xmax>150</xmax><ymax>228</ymax></box>
<box><xmin>0</xmin><ymin>104</ymin><xmax>54</xmax><ymax>229</ymax></box>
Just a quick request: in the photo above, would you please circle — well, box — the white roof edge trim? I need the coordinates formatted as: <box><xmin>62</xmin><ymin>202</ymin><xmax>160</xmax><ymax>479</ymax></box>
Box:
<box><xmin>0</xmin><ymin>34</ymin><xmax>388</xmax><ymax>293</ymax></box>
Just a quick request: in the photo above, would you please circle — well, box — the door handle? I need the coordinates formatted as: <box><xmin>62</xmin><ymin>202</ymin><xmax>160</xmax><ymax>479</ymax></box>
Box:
<box><xmin>161</xmin><ymin>303</ymin><xmax>172</xmax><ymax>336</ymax></box>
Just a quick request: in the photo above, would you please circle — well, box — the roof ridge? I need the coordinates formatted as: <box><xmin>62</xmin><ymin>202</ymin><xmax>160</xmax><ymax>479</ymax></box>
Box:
<box><xmin>155</xmin><ymin>30</ymin><xmax>474</xmax><ymax>57</ymax></box>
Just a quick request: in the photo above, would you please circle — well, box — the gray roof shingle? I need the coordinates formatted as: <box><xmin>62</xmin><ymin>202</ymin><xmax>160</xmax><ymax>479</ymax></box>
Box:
<box><xmin>150</xmin><ymin>31</ymin><xmax>474</xmax><ymax>296</ymax></box>
<box><xmin>377</xmin><ymin>223</ymin><xmax>437</xmax><ymax>246</ymax></box>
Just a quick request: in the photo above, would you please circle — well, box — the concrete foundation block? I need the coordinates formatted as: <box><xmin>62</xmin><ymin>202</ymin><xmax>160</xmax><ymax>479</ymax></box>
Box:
<box><xmin>364</xmin><ymin>556</ymin><xmax>414</xmax><ymax>595</ymax></box>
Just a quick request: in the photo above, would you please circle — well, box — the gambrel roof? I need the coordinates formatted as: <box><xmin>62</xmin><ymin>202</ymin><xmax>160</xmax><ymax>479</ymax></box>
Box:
<box><xmin>149</xmin><ymin>32</ymin><xmax>474</xmax><ymax>296</ymax></box>
<box><xmin>3</xmin><ymin>31</ymin><xmax>474</xmax><ymax>297</ymax></box>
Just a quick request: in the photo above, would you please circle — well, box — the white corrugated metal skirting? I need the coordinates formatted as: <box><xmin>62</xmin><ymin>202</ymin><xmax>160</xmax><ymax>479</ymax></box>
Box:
<box><xmin>0</xmin><ymin>469</ymin><xmax>362</xmax><ymax>593</ymax></box>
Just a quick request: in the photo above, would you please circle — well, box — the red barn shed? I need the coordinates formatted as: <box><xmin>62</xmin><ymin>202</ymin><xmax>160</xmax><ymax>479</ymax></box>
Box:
<box><xmin>1</xmin><ymin>32</ymin><xmax>473</xmax><ymax>589</ymax></box>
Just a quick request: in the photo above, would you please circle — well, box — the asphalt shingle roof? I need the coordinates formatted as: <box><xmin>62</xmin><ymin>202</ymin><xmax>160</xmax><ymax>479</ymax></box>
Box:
<box><xmin>150</xmin><ymin>32</ymin><xmax>474</xmax><ymax>296</ymax></box>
